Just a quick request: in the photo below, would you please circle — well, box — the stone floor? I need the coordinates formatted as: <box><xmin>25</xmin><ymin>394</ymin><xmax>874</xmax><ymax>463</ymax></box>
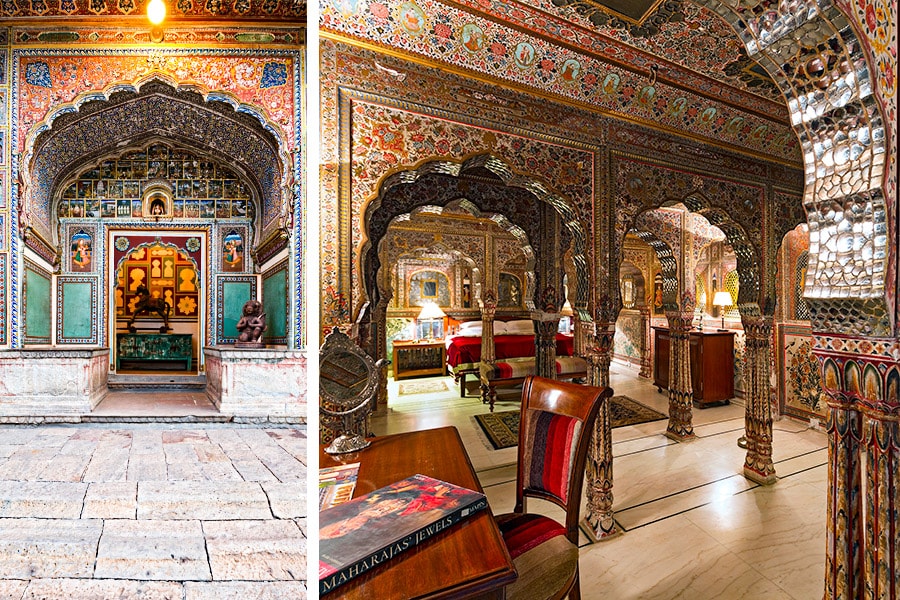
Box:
<box><xmin>0</xmin><ymin>422</ymin><xmax>308</xmax><ymax>599</ymax></box>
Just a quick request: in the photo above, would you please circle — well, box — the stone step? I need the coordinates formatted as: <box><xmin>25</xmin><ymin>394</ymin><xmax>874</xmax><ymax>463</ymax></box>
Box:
<box><xmin>81</xmin><ymin>414</ymin><xmax>233</xmax><ymax>424</ymax></box>
<box><xmin>107</xmin><ymin>374</ymin><xmax>207</xmax><ymax>390</ymax></box>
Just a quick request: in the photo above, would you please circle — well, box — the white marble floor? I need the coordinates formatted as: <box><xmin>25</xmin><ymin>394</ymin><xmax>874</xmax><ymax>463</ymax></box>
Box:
<box><xmin>371</xmin><ymin>362</ymin><xmax>828</xmax><ymax>600</ymax></box>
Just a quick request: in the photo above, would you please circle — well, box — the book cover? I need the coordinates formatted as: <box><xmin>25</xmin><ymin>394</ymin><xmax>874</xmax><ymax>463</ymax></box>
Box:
<box><xmin>319</xmin><ymin>462</ymin><xmax>360</xmax><ymax>510</ymax></box>
<box><xmin>319</xmin><ymin>473</ymin><xmax>488</xmax><ymax>595</ymax></box>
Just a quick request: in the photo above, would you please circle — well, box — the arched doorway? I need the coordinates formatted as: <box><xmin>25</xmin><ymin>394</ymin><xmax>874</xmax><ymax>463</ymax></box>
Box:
<box><xmin>113</xmin><ymin>240</ymin><xmax>201</xmax><ymax>373</ymax></box>
<box><xmin>13</xmin><ymin>78</ymin><xmax>299</xmax><ymax>417</ymax></box>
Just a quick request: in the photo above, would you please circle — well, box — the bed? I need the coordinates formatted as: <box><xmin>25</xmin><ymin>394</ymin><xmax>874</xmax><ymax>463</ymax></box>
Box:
<box><xmin>445</xmin><ymin>319</ymin><xmax>579</xmax><ymax>398</ymax></box>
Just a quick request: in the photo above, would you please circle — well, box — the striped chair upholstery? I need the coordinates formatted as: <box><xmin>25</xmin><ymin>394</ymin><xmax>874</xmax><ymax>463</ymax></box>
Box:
<box><xmin>521</xmin><ymin>409</ymin><xmax>582</xmax><ymax>503</ymax></box>
<box><xmin>495</xmin><ymin>376</ymin><xmax>612</xmax><ymax>600</ymax></box>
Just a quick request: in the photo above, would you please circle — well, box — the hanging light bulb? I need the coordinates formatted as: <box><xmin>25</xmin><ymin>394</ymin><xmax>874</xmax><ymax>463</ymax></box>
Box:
<box><xmin>147</xmin><ymin>0</ymin><xmax>166</xmax><ymax>25</ymax></box>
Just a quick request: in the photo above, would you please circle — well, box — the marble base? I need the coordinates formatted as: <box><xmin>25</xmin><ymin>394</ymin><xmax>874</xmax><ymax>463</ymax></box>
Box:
<box><xmin>203</xmin><ymin>347</ymin><xmax>306</xmax><ymax>422</ymax></box>
<box><xmin>0</xmin><ymin>348</ymin><xmax>109</xmax><ymax>415</ymax></box>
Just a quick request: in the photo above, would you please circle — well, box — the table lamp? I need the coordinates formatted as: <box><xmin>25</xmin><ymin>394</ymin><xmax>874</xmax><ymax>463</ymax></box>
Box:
<box><xmin>713</xmin><ymin>291</ymin><xmax>733</xmax><ymax>331</ymax></box>
<box><xmin>417</xmin><ymin>302</ymin><xmax>446</xmax><ymax>341</ymax></box>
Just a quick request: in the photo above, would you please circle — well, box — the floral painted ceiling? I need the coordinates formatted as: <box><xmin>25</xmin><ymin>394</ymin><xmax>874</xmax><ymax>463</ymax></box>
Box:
<box><xmin>536</xmin><ymin>0</ymin><xmax>784</xmax><ymax>103</ymax></box>
<box><xmin>454</xmin><ymin>0</ymin><xmax>786</xmax><ymax>109</ymax></box>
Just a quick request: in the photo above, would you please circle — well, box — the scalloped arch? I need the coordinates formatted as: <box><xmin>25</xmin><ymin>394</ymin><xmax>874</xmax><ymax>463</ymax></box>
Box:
<box><xmin>21</xmin><ymin>77</ymin><xmax>288</xmax><ymax>243</ymax></box>
<box><xmin>361</xmin><ymin>153</ymin><xmax>589</xmax><ymax>318</ymax></box>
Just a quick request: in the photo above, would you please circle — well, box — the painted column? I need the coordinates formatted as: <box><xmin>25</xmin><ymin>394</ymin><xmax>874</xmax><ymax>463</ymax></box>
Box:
<box><xmin>818</xmin><ymin>340</ymin><xmax>899</xmax><ymax>599</ymax></box>
<box><xmin>638</xmin><ymin>305</ymin><xmax>652</xmax><ymax>378</ymax></box>
<box><xmin>863</xmin><ymin>411</ymin><xmax>899</xmax><ymax>599</ymax></box>
<box><xmin>478</xmin><ymin>289</ymin><xmax>498</xmax><ymax>407</ymax></box>
<box><xmin>824</xmin><ymin>399</ymin><xmax>864</xmax><ymax>599</ymax></box>
<box><xmin>741</xmin><ymin>315</ymin><xmax>776</xmax><ymax>483</ymax></box>
<box><xmin>583</xmin><ymin>320</ymin><xmax>619</xmax><ymax>540</ymax></box>
<box><xmin>664</xmin><ymin>310</ymin><xmax>695</xmax><ymax>440</ymax></box>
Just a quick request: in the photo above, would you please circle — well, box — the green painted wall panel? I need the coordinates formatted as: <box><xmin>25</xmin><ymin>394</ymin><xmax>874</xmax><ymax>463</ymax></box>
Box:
<box><xmin>62</xmin><ymin>282</ymin><xmax>93</xmax><ymax>339</ymax></box>
<box><xmin>25</xmin><ymin>268</ymin><xmax>51</xmax><ymax>341</ymax></box>
<box><xmin>263</xmin><ymin>268</ymin><xmax>287</xmax><ymax>341</ymax></box>
<box><xmin>222</xmin><ymin>281</ymin><xmax>252</xmax><ymax>341</ymax></box>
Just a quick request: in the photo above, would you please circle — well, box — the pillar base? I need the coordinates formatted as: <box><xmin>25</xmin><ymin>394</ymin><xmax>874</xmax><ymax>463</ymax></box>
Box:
<box><xmin>580</xmin><ymin>516</ymin><xmax>622</xmax><ymax>543</ymax></box>
<box><xmin>743</xmin><ymin>465</ymin><xmax>777</xmax><ymax>485</ymax></box>
<box><xmin>664</xmin><ymin>428</ymin><xmax>696</xmax><ymax>442</ymax></box>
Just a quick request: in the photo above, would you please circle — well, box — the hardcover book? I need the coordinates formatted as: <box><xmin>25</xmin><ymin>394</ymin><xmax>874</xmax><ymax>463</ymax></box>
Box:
<box><xmin>319</xmin><ymin>473</ymin><xmax>488</xmax><ymax>595</ymax></box>
<box><xmin>319</xmin><ymin>462</ymin><xmax>360</xmax><ymax>511</ymax></box>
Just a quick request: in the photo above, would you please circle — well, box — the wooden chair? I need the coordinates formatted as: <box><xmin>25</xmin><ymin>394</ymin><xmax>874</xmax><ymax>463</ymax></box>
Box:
<box><xmin>495</xmin><ymin>375</ymin><xmax>612</xmax><ymax>600</ymax></box>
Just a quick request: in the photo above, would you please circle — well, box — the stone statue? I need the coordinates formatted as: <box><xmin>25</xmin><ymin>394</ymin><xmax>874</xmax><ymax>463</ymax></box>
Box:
<box><xmin>236</xmin><ymin>299</ymin><xmax>266</xmax><ymax>347</ymax></box>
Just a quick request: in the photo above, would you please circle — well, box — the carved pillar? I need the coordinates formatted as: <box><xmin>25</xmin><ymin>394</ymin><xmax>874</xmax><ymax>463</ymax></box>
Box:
<box><xmin>534</xmin><ymin>287</ymin><xmax>560</xmax><ymax>379</ymax></box>
<box><xmin>478</xmin><ymin>290</ymin><xmax>498</xmax><ymax>407</ymax></box>
<box><xmin>740</xmin><ymin>315</ymin><xmax>776</xmax><ymax>483</ymax></box>
<box><xmin>575</xmin><ymin>313</ymin><xmax>592</xmax><ymax>357</ymax></box>
<box><xmin>534</xmin><ymin>314</ymin><xmax>559</xmax><ymax>379</ymax></box>
<box><xmin>664</xmin><ymin>310</ymin><xmax>695</xmax><ymax>441</ymax></box>
<box><xmin>638</xmin><ymin>306</ymin><xmax>651</xmax><ymax>378</ymax></box>
<box><xmin>587</xmin><ymin>322</ymin><xmax>614</xmax><ymax>388</ymax></box>
<box><xmin>583</xmin><ymin>321</ymin><xmax>620</xmax><ymax>541</ymax></box>
<box><xmin>372</xmin><ymin>295</ymin><xmax>391</xmax><ymax>409</ymax></box>
<box><xmin>824</xmin><ymin>397</ymin><xmax>864</xmax><ymax>599</ymax></box>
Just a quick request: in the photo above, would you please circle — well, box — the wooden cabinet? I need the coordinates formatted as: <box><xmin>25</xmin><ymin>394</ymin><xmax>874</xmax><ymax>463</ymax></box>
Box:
<box><xmin>653</xmin><ymin>327</ymin><xmax>735</xmax><ymax>407</ymax></box>
<box><xmin>391</xmin><ymin>340</ymin><xmax>447</xmax><ymax>380</ymax></box>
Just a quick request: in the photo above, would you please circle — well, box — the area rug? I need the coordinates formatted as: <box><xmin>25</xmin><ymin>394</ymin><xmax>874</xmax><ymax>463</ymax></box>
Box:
<box><xmin>398</xmin><ymin>379</ymin><xmax>451</xmax><ymax>396</ymax></box>
<box><xmin>474</xmin><ymin>396</ymin><xmax>667</xmax><ymax>450</ymax></box>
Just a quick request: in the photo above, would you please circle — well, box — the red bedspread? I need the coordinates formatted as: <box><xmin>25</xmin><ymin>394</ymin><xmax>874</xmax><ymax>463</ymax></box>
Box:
<box><xmin>446</xmin><ymin>334</ymin><xmax>575</xmax><ymax>368</ymax></box>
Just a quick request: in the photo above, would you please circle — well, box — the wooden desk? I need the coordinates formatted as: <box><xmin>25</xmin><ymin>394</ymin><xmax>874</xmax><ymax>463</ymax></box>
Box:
<box><xmin>320</xmin><ymin>427</ymin><xmax>516</xmax><ymax>599</ymax></box>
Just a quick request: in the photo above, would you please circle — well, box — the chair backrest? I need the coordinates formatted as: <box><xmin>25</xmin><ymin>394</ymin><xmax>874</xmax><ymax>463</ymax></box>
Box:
<box><xmin>515</xmin><ymin>375</ymin><xmax>613</xmax><ymax>542</ymax></box>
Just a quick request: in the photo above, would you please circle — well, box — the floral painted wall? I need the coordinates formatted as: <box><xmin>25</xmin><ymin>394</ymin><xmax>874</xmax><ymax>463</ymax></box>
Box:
<box><xmin>775</xmin><ymin>226</ymin><xmax>825</xmax><ymax>421</ymax></box>
<box><xmin>613</xmin><ymin>309</ymin><xmax>643</xmax><ymax>364</ymax></box>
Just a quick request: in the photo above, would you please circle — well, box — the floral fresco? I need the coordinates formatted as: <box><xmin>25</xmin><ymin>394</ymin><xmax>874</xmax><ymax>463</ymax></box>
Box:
<box><xmin>780</xmin><ymin>326</ymin><xmax>827</xmax><ymax>420</ymax></box>
<box><xmin>16</xmin><ymin>53</ymin><xmax>295</xmax><ymax>153</ymax></box>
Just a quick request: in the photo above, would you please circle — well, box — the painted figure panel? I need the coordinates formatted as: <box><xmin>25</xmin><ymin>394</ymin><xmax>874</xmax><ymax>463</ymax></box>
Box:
<box><xmin>222</xmin><ymin>230</ymin><xmax>245</xmax><ymax>272</ymax></box>
<box><xmin>70</xmin><ymin>230</ymin><xmax>92</xmax><ymax>273</ymax></box>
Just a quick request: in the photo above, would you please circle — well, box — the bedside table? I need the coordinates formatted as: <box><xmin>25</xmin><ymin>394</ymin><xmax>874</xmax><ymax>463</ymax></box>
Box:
<box><xmin>392</xmin><ymin>340</ymin><xmax>447</xmax><ymax>379</ymax></box>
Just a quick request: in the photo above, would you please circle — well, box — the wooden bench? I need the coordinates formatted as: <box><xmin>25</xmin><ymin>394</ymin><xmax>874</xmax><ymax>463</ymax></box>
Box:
<box><xmin>451</xmin><ymin>362</ymin><xmax>480</xmax><ymax>397</ymax></box>
<box><xmin>480</xmin><ymin>356</ymin><xmax>588</xmax><ymax>412</ymax></box>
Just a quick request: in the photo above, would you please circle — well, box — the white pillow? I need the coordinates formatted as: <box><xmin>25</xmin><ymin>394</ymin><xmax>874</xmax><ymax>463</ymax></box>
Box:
<box><xmin>493</xmin><ymin>321</ymin><xmax>508</xmax><ymax>335</ymax></box>
<box><xmin>454</xmin><ymin>327</ymin><xmax>481</xmax><ymax>337</ymax></box>
<box><xmin>458</xmin><ymin>321</ymin><xmax>482</xmax><ymax>333</ymax></box>
<box><xmin>503</xmin><ymin>319</ymin><xmax>534</xmax><ymax>335</ymax></box>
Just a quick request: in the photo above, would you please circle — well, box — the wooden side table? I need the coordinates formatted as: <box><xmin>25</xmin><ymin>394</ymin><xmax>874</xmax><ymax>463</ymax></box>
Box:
<box><xmin>392</xmin><ymin>340</ymin><xmax>447</xmax><ymax>379</ymax></box>
<box><xmin>652</xmin><ymin>327</ymin><xmax>735</xmax><ymax>407</ymax></box>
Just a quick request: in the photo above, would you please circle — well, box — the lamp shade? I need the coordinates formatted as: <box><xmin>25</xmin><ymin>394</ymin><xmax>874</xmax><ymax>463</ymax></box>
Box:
<box><xmin>713</xmin><ymin>291</ymin><xmax>733</xmax><ymax>308</ymax></box>
<box><xmin>417</xmin><ymin>302</ymin><xmax>446</xmax><ymax>320</ymax></box>
<box><xmin>561</xmin><ymin>299</ymin><xmax>574</xmax><ymax>316</ymax></box>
